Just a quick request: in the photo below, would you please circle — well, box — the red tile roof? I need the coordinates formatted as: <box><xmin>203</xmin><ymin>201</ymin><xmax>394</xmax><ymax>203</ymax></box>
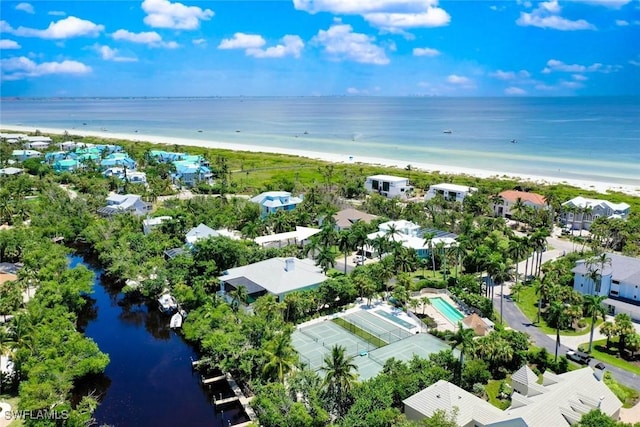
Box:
<box><xmin>499</xmin><ymin>190</ymin><xmax>546</xmax><ymax>206</ymax></box>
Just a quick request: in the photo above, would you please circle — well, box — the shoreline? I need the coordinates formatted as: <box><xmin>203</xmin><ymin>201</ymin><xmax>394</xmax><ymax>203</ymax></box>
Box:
<box><xmin>3</xmin><ymin>124</ymin><xmax>639</xmax><ymax>197</ymax></box>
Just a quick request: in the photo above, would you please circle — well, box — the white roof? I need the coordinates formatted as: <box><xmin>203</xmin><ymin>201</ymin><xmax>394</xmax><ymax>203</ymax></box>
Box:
<box><xmin>0</xmin><ymin>167</ymin><xmax>23</xmax><ymax>175</ymax></box>
<box><xmin>250</xmin><ymin>191</ymin><xmax>303</xmax><ymax>207</ymax></box>
<box><xmin>254</xmin><ymin>226</ymin><xmax>321</xmax><ymax>246</ymax></box>
<box><xmin>404</xmin><ymin>380</ymin><xmax>503</xmax><ymax>426</ymax></box>
<box><xmin>563</xmin><ymin>196</ymin><xmax>630</xmax><ymax>212</ymax></box>
<box><xmin>429</xmin><ymin>183</ymin><xmax>478</xmax><ymax>193</ymax></box>
<box><xmin>186</xmin><ymin>223</ymin><xmax>219</xmax><ymax>244</ymax></box>
<box><xmin>143</xmin><ymin>216</ymin><xmax>172</xmax><ymax>227</ymax></box>
<box><xmin>219</xmin><ymin>257</ymin><xmax>327</xmax><ymax>296</ymax></box>
<box><xmin>366</xmin><ymin>174</ymin><xmax>408</xmax><ymax>182</ymax></box>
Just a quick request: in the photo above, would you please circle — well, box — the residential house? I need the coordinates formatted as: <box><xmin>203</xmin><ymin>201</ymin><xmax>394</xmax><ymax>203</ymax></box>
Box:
<box><xmin>218</xmin><ymin>257</ymin><xmax>328</xmax><ymax>303</ymax></box>
<box><xmin>100</xmin><ymin>153</ymin><xmax>137</xmax><ymax>170</ymax></box>
<box><xmin>12</xmin><ymin>150</ymin><xmax>42</xmax><ymax>161</ymax></box>
<box><xmin>185</xmin><ymin>223</ymin><xmax>240</xmax><ymax>247</ymax></box>
<box><xmin>250</xmin><ymin>191</ymin><xmax>303</xmax><ymax>217</ymax></box>
<box><xmin>53</xmin><ymin>159</ymin><xmax>81</xmax><ymax>172</ymax></box>
<box><xmin>143</xmin><ymin>216</ymin><xmax>172</xmax><ymax>235</ymax></box>
<box><xmin>425</xmin><ymin>183</ymin><xmax>478</xmax><ymax>203</ymax></box>
<box><xmin>0</xmin><ymin>133</ymin><xmax>27</xmax><ymax>143</ymax></box>
<box><xmin>404</xmin><ymin>365</ymin><xmax>620</xmax><ymax>427</ymax></box>
<box><xmin>561</xmin><ymin>196</ymin><xmax>631</xmax><ymax>230</ymax></box>
<box><xmin>22</xmin><ymin>140</ymin><xmax>50</xmax><ymax>150</ymax></box>
<box><xmin>332</xmin><ymin>208</ymin><xmax>379</xmax><ymax>231</ymax></box>
<box><xmin>572</xmin><ymin>253</ymin><xmax>640</xmax><ymax>321</ymax></box>
<box><xmin>0</xmin><ymin>167</ymin><xmax>24</xmax><ymax>176</ymax></box>
<box><xmin>148</xmin><ymin>150</ymin><xmax>186</xmax><ymax>163</ymax></box>
<box><xmin>254</xmin><ymin>226</ymin><xmax>321</xmax><ymax>248</ymax></box>
<box><xmin>97</xmin><ymin>194</ymin><xmax>151</xmax><ymax>217</ymax></box>
<box><xmin>172</xmin><ymin>161</ymin><xmax>213</xmax><ymax>187</ymax></box>
<box><xmin>366</xmin><ymin>220</ymin><xmax>457</xmax><ymax>259</ymax></box>
<box><xmin>103</xmin><ymin>167</ymin><xmax>147</xmax><ymax>184</ymax></box>
<box><xmin>462</xmin><ymin>313</ymin><xmax>494</xmax><ymax>336</ymax></box>
<box><xmin>45</xmin><ymin>151</ymin><xmax>74</xmax><ymax>163</ymax></box>
<box><xmin>493</xmin><ymin>190</ymin><xmax>546</xmax><ymax>219</ymax></box>
<box><xmin>364</xmin><ymin>174</ymin><xmax>413</xmax><ymax>199</ymax></box>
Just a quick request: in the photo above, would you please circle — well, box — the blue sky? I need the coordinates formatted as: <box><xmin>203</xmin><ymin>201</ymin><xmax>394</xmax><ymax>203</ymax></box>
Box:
<box><xmin>1</xmin><ymin>0</ymin><xmax>639</xmax><ymax>96</ymax></box>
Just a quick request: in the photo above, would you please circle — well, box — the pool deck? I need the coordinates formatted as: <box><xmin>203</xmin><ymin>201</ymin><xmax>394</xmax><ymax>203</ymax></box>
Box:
<box><xmin>408</xmin><ymin>293</ymin><xmax>461</xmax><ymax>332</ymax></box>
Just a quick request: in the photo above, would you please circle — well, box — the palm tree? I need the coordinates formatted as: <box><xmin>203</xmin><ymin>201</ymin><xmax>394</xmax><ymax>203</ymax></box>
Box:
<box><xmin>511</xmin><ymin>283</ymin><xmax>524</xmax><ymax>303</ymax></box>
<box><xmin>315</xmin><ymin>246</ymin><xmax>336</xmax><ymax>274</ymax></box>
<box><xmin>321</xmin><ymin>345</ymin><xmax>358</xmax><ymax>418</ymax></box>
<box><xmin>487</xmin><ymin>258</ymin><xmax>512</xmax><ymax>324</ymax></box>
<box><xmin>508</xmin><ymin>237</ymin><xmax>528</xmax><ymax>288</ymax></box>
<box><xmin>337</xmin><ymin>230</ymin><xmax>352</xmax><ymax>274</ymax></box>
<box><xmin>600</xmin><ymin>321</ymin><xmax>616</xmax><ymax>349</ymax></box>
<box><xmin>371</xmin><ymin>235</ymin><xmax>389</xmax><ymax>261</ymax></box>
<box><xmin>423</xmin><ymin>232</ymin><xmax>437</xmax><ymax>277</ymax></box>
<box><xmin>547</xmin><ymin>300</ymin><xmax>568</xmax><ymax>361</ymax></box>
<box><xmin>420</xmin><ymin>297</ymin><xmax>431</xmax><ymax>316</ymax></box>
<box><xmin>262</xmin><ymin>332</ymin><xmax>298</xmax><ymax>383</ymax></box>
<box><xmin>449</xmin><ymin>323</ymin><xmax>475</xmax><ymax>381</ymax></box>
<box><xmin>615</xmin><ymin>313</ymin><xmax>635</xmax><ymax>354</ymax></box>
<box><xmin>583</xmin><ymin>295</ymin><xmax>607</xmax><ymax>353</ymax></box>
<box><xmin>536</xmin><ymin>270</ymin><xmax>557</xmax><ymax>324</ymax></box>
<box><xmin>229</xmin><ymin>285</ymin><xmax>248</xmax><ymax>312</ymax></box>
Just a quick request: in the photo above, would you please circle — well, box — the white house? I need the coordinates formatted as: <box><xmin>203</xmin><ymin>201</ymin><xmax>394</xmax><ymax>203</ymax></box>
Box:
<box><xmin>366</xmin><ymin>220</ymin><xmax>457</xmax><ymax>259</ymax></box>
<box><xmin>572</xmin><ymin>253</ymin><xmax>640</xmax><ymax>321</ymax></box>
<box><xmin>404</xmin><ymin>365</ymin><xmax>620</xmax><ymax>427</ymax></box>
<box><xmin>425</xmin><ymin>183</ymin><xmax>478</xmax><ymax>203</ymax></box>
<box><xmin>98</xmin><ymin>194</ymin><xmax>151</xmax><ymax>217</ymax></box>
<box><xmin>562</xmin><ymin>196</ymin><xmax>631</xmax><ymax>230</ymax></box>
<box><xmin>493</xmin><ymin>190</ymin><xmax>546</xmax><ymax>219</ymax></box>
<box><xmin>218</xmin><ymin>257</ymin><xmax>328</xmax><ymax>303</ymax></box>
<box><xmin>364</xmin><ymin>174</ymin><xmax>413</xmax><ymax>199</ymax></box>
<box><xmin>12</xmin><ymin>150</ymin><xmax>42</xmax><ymax>161</ymax></box>
<box><xmin>143</xmin><ymin>216</ymin><xmax>172</xmax><ymax>235</ymax></box>
<box><xmin>185</xmin><ymin>223</ymin><xmax>241</xmax><ymax>246</ymax></box>
<box><xmin>0</xmin><ymin>133</ymin><xmax>27</xmax><ymax>143</ymax></box>
<box><xmin>0</xmin><ymin>167</ymin><xmax>24</xmax><ymax>176</ymax></box>
<box><xmin>250</xmin><ymin>191</ymin><xmax>303</xmax><ymax>217</ymax></box>
<box><xmin>254</xmin><ymin>226</ymin><xmax>321</xmax><ymax>248</ymax></box>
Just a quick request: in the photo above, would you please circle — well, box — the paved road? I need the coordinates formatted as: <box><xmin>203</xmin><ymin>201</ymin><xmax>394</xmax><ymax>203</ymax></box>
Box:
<box><xmin>492</xmin><ymin>231</ymin><xmax>640</xmax><ymax>390</ymax></box>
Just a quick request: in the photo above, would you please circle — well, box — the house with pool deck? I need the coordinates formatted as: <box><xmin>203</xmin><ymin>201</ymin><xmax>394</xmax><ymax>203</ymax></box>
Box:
<box><xmin>366</xmin><ymin>220</ymin><xmax>458</xmax><ymax>259</ymax></box>
<box><xmin>572</xmin><ymin>253</ymin><xmax>640</xmax><ymax>321</ymax></box>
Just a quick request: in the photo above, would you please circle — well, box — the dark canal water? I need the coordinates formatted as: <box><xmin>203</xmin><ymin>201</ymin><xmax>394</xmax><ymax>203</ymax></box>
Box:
<box><xmin>72</xmin><ymin>253</ymin><xmax>247</xmax><ymax>427</ymax></box>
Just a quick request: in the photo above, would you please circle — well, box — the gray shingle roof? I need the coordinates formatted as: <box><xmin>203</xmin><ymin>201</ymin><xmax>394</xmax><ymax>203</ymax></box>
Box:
<box><xmin>573</xmin><ymin>253</ymin><xmax>640</xmax><ymax>286</ymax></box>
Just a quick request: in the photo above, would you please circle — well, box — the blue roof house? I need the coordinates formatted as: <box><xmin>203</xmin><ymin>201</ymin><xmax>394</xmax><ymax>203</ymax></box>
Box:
<box><xmin>172</xmin><ymin>161</ymin><xmax>212</xmax><ymax>187</ymax></box>
<box><xmin>45</xmin><ymin>151</ymin><xmax>76</xmax><ymax>163</ymax></box>
<box><xmin>53</xmin><ymin>159</ymin><xmax>81</xmax><ymax>172</ymax></box>
<box><xmin>149</xmin><ymin>150</ymin><xmax>186</xmax><ymax>163</ymax></box>
<box><xmin>250</xmin><ymin>191</ymin><xmax>303</xmax><ymax>217</ymax></box>
<box><xmin>100</xmin><ymin>153</ymin><xmax>137</xmax><ymax>170</ymax></box>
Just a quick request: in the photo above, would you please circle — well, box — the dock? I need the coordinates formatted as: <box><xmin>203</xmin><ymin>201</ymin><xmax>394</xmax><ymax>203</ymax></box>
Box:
<box><xmin>202</xmin><ymin>374</ymin><xmax>226</xmax><ymax>385</ymax></box>
<box><xmin>213</xmin><ymin>395</ymin><xmax>240</xmax><ymax>407</ymax></box>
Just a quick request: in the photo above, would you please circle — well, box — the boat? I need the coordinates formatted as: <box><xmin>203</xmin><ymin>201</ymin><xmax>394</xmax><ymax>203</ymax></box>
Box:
<box><xmin>158</xmin><ymin>292</ymin><xmax>178</xmax><ymax>314</ymax></box>
<box><xmin>170</xmin><ymin>311</ymin><xmax>184</xmax><ymax>328</ymax></box>
<box><xmin>443</xmin><ymin>129</ymin><xmax>452</xmax><ymax>134</ymax></box>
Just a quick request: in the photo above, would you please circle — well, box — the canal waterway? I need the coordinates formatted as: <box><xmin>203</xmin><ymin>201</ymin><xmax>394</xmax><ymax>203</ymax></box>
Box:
<box><xmin>72</xmin><ymin>253</ymin><xmax>247</xmax><ymax>426</ymax></box>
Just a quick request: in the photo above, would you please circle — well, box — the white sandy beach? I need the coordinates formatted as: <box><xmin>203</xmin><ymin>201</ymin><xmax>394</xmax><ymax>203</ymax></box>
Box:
<box><xmin>4</xmin><ymin>125</ymin><xmax>640</xmax><ymax>197</ymax></box>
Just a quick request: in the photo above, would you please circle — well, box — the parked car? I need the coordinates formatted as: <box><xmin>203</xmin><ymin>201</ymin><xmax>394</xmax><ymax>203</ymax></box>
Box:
<box><xmin>352</xmin><ymin>255</ymin><xmax>367</xmax><ymax>264</ymax></box>
<box><xmin>566</xmin><ymin>350</ymin><xmax>592</xmax><ymax>365</ymax></box>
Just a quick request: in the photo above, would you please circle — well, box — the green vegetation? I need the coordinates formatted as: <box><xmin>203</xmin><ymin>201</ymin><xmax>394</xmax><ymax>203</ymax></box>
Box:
<box><xmin>603</xmin><ymin>372</ymin><xmax>640</xmax><ymax>408</ymax></box>
<box><xmin>586</xmin><ymin>339</ymin><xmax>640</xmax><ymax>376</ymax></box>
<box><xmin>485</xmin><ymin>378</ymin><xmax>512</xmax><ymax>410</ymax></box>
<box><xmin>331</xmin><ymin>318</ymin><xmax>386</xmax><ymax>348</ymax></box>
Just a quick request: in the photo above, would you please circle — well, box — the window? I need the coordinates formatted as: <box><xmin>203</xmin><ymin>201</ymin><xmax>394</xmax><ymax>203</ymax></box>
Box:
<box><xmin>382</xmin><ymin>182</ymin><xmax>390</xmax><ymax>192</ymax></box>
<box><xmin>372</xmin><ymin>180</ymin><xmax>379</xmax><ymax>190</ymax></box>
<box><xmin>610</xmin><ymin>290</ymin><xmax>619</xmax><ymax>296</ymax></box>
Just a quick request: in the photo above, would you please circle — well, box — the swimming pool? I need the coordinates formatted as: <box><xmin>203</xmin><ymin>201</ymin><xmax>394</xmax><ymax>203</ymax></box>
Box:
<box><xmin>430</xmin><ymin>297</ymin><xmax>465</xmax><ymax>324</ymax></box>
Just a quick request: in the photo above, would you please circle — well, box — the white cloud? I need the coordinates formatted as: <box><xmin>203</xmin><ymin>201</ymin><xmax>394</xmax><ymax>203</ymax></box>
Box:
<box><xmin>447</xmin><ymin>74</ymin><xmax>472</xmax><ymax>85</ymax></box>
<box><xmin>516</xmin><ymin>0</ymin><xmax>596</xmax><ymax>30</ymax></box>
<box><xmin>112</xmin><ymin>29</ymin><xmax>178</xmax><ymax>48</ymax></box>
<box><xmin>142</xmin><ymin>0</ymin><xmax>214</xmax><ymax>30</ymax></box>
<box><xmin>561</xmin><ymin>80</ymin><xmax>583</xmax><ymax>89</ymax></box>
<box><xmin>347</xmin><ymin>87</ymin><xmax>360</xmax><ymax>94</ymax></box>
<box><xmin>312</xmin><ymin>23</ymin><xmax>389</xmax><ymax>65</ymax></box>
<box><xmin>94</xmin><ymin>45</ymin><xmax>137</xmax><ymax>62</ymax></box>
<box><xmin>413</xmin><ymin>47</ymin><xmax>440</xmax><ymax>56</ymax></box>
<box><xmin>4</xmin><ymin>16</ymin><xmax>104</xmax><ymax>39</ymax></box>
<box><xmin>15</xmin><ymin>2</ymin><xmax>34</xmax><ymax>14</ymax></box>
<box><xmin>629</xmin><ymin>59</ymin><xmax>640</xmax><ymax>67</ymax></box>
<box><xmin>247</xmin><ymin>35</ymin><xmax>304</xmax><ymax>59</ymax></box>
<box><xmin>1</xmin><ymin>56</ymin><xmax>91</xmax><ymax>80</ymax></box>
<box><xmin>218</xmin><ymin>33</ymin><xmax>265</xmax><ymax>50</ymax></box>
<box><xmin>489</xmin><ymin>69</ymin><xmax>531</xmax><ymax>80</ymax></box>
<box><xmin>48</xmin><ymin>11</ymin><xmax>66</xmax><ymax>16</ymax></box>
<box><xmin>616</xmin><ymin>19</ymin><xmax>629</xmax><ymax>26</ymax></box>
<box><xmin>505</xmin><ymin>87</ymin><xmax>527</xmax><ymax>95</ymax></box>
<box><xmin>572</xmin><ymin>74</ymin><xmax>588</xmax><ymax>81</ymax></box>
<box><xmin>542</xmin><ymin>59</ymin><xmax>619</xmax><ymax>74</ymax></box>
<box><xmin>294</xmin><ymin>0</ymin><xmax>450</xmax><ymax>32</ymax></box>
<box><xmin>572</xmin><ymin>0</ymin><xmax>632</xmax><ymax>8</ymax></box>
<box><xmin>192</xmin><ymin>38</ymin><xmax>206</xmax><ymax>46</ymax></box>
<box><xmin>0</xmin><ymin>39</ymin><xmax>21</xmax><ymax>49</ymax></box>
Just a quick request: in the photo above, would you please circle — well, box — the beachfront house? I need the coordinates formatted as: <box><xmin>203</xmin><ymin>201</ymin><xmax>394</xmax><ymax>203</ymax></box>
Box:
<box><xmin>561</xmin><ymin>196</ymin><xmax>631</xmax><ymax>230</ymax></box>
<box><xmin>12</xmin><ymin>150</ymin><xmax>42</xmax><ymax>162</ymax></box>
<box><xmin>331</xmin><ymin>208</ymin><xmax>379</xmax><ymax>231</ymax></box>
<box><xmin>250</xmin><ymin>191</ymin><xmax>303</xmax><ymax>217</ymax></box>
<box><xmin>97</xmin><ymin>194</ymin><xmax>151</xmax><ymax>217</ymax></box>
<box><xmin>171</xmin><ymin>161</ymin><xmax>213</xmax><ymax>187</ymax></box>
<box><xmin>366</xmin><ymin>220</ymin><xmax>457</xmax><ymax>259</ymax></box>
<box><xmin>53</xmin><ymin>159</ymin><xmax>82</xmax><ymax>172</ymax></box>
<box><xmin>218</xmin><ymin>257</ymin><xmax>328</xmax><ymax>304</ymax></box>
<box><xmin>493</xmin><ymin>190</ymin><xmax>546</xmax><ymax>219</ymax></box>
<box><xmin>0</xmin><ymin>133</ymin><xmax>27</xmax><ymax>144</ymax></box>
<box><xmin>364</xmin><ymin>174</ymin><xmax>413</xmax><ymax>199</ymax></box>
<box><xmin>572</xmin><ymin>253</ymin><xmax>640</xmax><ymax>321</ymax></box>
<box><xmin>100</xmin><ymin>153</ymin><xmax>137</xmax><ymax>170</ymax></box>
<box><xmin>403</xmin><ymin>365</ymin><xmax>620</xmax><ymax>427</ymax></box>
<box><xmin>425</xmin><ymin>183</ymin><xmax>478</xmax><ymax>203</ymax></box>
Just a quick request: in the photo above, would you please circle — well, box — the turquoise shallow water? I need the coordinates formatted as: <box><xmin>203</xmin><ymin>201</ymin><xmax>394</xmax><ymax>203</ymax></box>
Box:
<box><xmin>1</xmin><ymin>96</ymin><xmax>638</xmax><ymax>185</ymax></box>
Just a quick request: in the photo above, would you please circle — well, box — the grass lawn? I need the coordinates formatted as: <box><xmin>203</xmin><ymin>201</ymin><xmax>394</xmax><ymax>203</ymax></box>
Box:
<box><xmin>583</xmin><ymin>338</ymin><xmax>640</xmax><ymax>376</ymax></box>
<box><xmin>603</xmin><ymin>372</ymin><xmax>640</xmax><ymax>408</ymax></box>
<box><xmin>514</xmin><ymin>285</ymin><xmax>601</xmax><ymax>336</ymax></box>
<box><xmin>486</xmin><ymin>378</ymin><xmax>511</xmax><ymax>410</ymax></box>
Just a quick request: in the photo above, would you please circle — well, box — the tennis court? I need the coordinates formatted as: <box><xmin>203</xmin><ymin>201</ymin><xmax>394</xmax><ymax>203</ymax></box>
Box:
<box><xmin>343</xmin><ymin>310</ymin><xmax>414</xmax><ymax>344</ymax></box>
<box><xmin>367</xmin><ymin>333</ymin><xmax>455</xmax><ymax>369</ymax></box>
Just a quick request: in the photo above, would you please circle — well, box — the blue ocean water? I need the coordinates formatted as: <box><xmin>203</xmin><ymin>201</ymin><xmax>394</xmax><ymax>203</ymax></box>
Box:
<box><xmin>1</xmin><ymin>97</ymin><xmax>638</xmax><ymax>185</ymax></box>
